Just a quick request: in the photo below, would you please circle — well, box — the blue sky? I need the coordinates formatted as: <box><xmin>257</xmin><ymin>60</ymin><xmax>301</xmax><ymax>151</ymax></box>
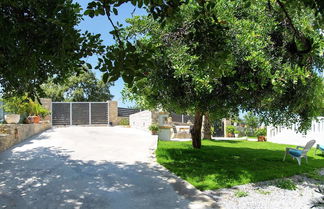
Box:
<box><xmin>75</xmin><ymin>1</ymin><xmax>146</xmax><ymax>107</ymax></box>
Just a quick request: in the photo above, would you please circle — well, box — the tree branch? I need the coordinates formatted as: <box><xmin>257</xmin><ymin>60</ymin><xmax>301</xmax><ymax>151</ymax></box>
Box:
<box><xmin>276</xmin><ymin>0</ymin><xmax>301</xmax><ymax>39</ymax></box>
<box><xmin>102</xmin><ymin>1</ymin><xmax>123</xmax><ymax>45</ymax></box>
<box><xmin>276</xmin><ymin>0</ymin><xmax>312</xmax><ymax>53</ymax></box>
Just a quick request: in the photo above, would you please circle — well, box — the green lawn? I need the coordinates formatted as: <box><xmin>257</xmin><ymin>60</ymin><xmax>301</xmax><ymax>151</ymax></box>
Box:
<box><xmin>156</xmin><ymin>140</ymin><xmax>324</xmax><ymax>191</ymax></box>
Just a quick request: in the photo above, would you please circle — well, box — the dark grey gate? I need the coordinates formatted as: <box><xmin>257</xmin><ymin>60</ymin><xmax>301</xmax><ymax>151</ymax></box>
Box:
<box><xmin>52</xmin><ymin>102</ymin><xmax>108</xmax><ymax>126</ymax></box>
<box><xmin>72</xmin><ymin>103</ymin><xmax>89</xmax><ymax>125</ymax></box>
<box><xmin>52</xmin><ymin>103</ymin><xmax>70</xmax><ymax>125</ymax></box>
<box><xmin>91</xmin><ymin>103</ymin><xmax>108</xmax><ymax>124</ymax></box>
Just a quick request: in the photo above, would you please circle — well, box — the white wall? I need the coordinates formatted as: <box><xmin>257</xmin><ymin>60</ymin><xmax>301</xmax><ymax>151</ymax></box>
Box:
<box><xmin>267</xmin><ymin>117</ymin><xmax>324</xmax><ymax>146</ymax></box>
<box><xmin>129</xmin><ymin>110</ymin><xmax>153</xmax><ymax>131</ymax></box>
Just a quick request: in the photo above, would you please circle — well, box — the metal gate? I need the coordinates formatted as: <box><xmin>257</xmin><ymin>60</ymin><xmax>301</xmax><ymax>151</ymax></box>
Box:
<box><xmin>52</xmin><ymin>102</ymin><xmax>109</xmax><ymax>126</ymax></box>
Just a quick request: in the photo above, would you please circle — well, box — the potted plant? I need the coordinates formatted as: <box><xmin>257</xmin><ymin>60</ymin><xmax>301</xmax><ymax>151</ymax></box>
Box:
<box><xmin>226</xmin><ymin>125</ymin><xmax>235</xmax><ymax>137</ymax></box>
<box><xmin>256</xmin><ymin>128</ymin><xmax>267</xmax><ymax>142</ymax></box>
<box><xmin>149</xmin><ymin>124</ymin><xmax>159</xmax><ymax>135</ymax></box>
<box><xmin>1</xmin><ymin>96</ymin><xmax>28</xmax><ymax>124</ymax></box>
<box><xmin>234</xmin><ymin>130</ymin><xmax>239</xmax><ymax>138</ymax></box>
<box><xmin>26</xmin><ymin>99</ymin><xmax>49</xmax><ymax>124</ymax></box>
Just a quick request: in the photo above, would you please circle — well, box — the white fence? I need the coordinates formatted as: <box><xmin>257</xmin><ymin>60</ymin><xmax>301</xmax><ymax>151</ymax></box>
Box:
<box><xmin>267</xmin><ymin>117</ymin><xmax>324</xmax><ymax>146</ymax></box>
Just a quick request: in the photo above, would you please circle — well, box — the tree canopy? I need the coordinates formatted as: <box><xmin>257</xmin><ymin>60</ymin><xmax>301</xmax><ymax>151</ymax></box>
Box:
<box><xmin>87</xmin><ymin>0</ymin><xmax>324</xmax><ymax>148</ymax></box>
<box><xmin>0</xmin><ymin>0</ymin><xmax>104</xmax><ymax>98</ymax></box>
<box><xmin>41</xmin><ymin>71</ymin><xmax>113</xmax><ymax>102</ymax></box>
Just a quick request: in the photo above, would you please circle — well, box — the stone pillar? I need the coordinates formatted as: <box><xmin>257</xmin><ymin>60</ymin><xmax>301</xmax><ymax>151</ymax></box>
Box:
<box><xmin>108</xmin><ymin>101</ymin><xmax>118</xmax><ymax>126</ymax></box>
<box><xmin>40</xmin><ymin>98</ymin><xmax>52</xmax><ymax>123</ymax></box>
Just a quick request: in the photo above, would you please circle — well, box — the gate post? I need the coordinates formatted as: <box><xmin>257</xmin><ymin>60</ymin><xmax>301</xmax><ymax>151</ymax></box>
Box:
<box><xmin>89</xmin><ymin>103</ymin><xmax>92</xmax><ymax>125</ymax></box>
<box><xmin>107</xmin><ymin>101</ymin><xmax>118</xmax><ymax>126</ymax></box>
<box><xmin>70</xmin><ymin>103</ymin><xmax>72</xmax><ymax>125</ymax></box>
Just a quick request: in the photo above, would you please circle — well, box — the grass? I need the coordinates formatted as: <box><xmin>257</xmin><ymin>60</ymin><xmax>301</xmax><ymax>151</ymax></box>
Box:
<box><xmin>255</xmin><ymin>189</ymin><xmax>271</xmax><ymax>195</ymax></box>
<box><xmin>305</xmin><ymin>170</ymin><xmax>324</xmax><ymax>181</ymax></box>
<box><xmin>234</xmin><ymin>190</ymin><xmax>248</xmax><ymax>197</ymax></box>
<box><xmin>156</xmin><ymin>139</ymin><xmax>324</xmax><ymax>191</ymax></box>
<box><xmin>275</xmin><ymin>179</ymin><xmax>297</xmax><ymax>190</ymax></box>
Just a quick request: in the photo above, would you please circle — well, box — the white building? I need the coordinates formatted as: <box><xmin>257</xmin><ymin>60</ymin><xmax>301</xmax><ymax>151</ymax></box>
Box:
<box><xmin>267</xmin><ymin>117</ymin><xmax>324</xmax><ymax>146</ymax></box>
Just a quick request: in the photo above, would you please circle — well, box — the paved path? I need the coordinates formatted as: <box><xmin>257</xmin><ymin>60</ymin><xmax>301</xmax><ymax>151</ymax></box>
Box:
<box><xmin>0</xmin><ymin>126</ymin><xmax>217</xmax><ymax>209</ymax></box>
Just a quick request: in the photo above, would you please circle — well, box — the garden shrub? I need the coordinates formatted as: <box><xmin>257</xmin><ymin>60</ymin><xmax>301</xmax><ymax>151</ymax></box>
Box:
<box><xmin>118</xmin><ymin>118</ymin><xmax>129</xmax><ymax>125</ymax></box>
<box><xmin>255</xmin><ymin>128</ymin><xmax>267</xmax><ymax>137</ymax></box>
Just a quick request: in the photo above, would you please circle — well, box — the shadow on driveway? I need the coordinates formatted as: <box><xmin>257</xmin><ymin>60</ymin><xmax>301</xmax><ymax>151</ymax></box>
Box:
<box><xmin>0</xmin><ymin>128</ymin><xmax>219</xmax><ymax>209</ymax></box>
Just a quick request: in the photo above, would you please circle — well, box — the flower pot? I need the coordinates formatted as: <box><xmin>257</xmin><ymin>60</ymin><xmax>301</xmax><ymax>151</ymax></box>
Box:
<box><xmin>27</xmin><ymin>116</ymin><xmax>34</xmax><ymax>123</ymax></box>
<box><xmin>235</xmin><ymin>133</ymin><xmax>239</xmax><ymax>138</ymax></box>
<box><xmin>227</xmin><ymin>133</ymin><xmax>234</xmax><ymax>137</ymax></box>
<box><xmin>257</xmin><ymin>136</ymin><xmax>266</xmax><ymax>142</ymax></box>
<box><xmin>4</xmin><ymin>114</ymin><xmax>20</xmax><ymax>124</ymax></box>
<box><xmin>33</xmin><ymin>116</ymin><xmax>41</xmax><ymax>124</ymax></box>
<box><xmin>151</xmin><ymin>131</ymin><xmax>158</xmax><ymax>135</ymax></box>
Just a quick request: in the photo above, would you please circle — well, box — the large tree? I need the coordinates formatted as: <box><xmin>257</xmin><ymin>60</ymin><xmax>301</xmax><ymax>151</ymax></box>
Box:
<box><xmin>0</xmin><ymin>0</ymin><xmax>104</xmax><ymax>99</ymax></box>
<box><xmin>88</xmin><ymin>0</ymin><xmax>323</xmax><ymax>148</ymax></box>
<box><xmin>41</xmin><ymin>70</ymin><xmax>114</xmax><ymax>102</ymax></box>
<box><xmin>1</xmin><ymin>0</ymin><xmax>321</xmax><ymax>149</ymax></box>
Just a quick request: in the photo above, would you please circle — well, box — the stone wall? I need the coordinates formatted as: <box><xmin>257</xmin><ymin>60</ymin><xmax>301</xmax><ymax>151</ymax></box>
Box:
<box><xmin>0</xmin><ymin>123</ymin><xmax>51</xmax><ymax>152</ymax></box>
<box><xmin>129</xmin><ymin>111</ymin><xmax>171</xmax><ymax>131</ymax></box>
<box><xmin>40</xmin><ymin>98</ymin><xmax>52</xmax><ymax>122</ymax></box>
<box><xmin>129</xmin><ymin>111</ymin><xmax>153</xmax><ymax>131</ymax></box>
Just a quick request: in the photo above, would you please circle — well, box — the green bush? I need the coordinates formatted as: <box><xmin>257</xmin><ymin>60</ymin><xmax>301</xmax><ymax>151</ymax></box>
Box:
<box><xmin>26</xmin><ymin>99</ymin><xmax>50</xmax><ymax>117</ymax></box>
<box><xmin>1</xmin><ymin>96</ymin><xmax>50</xmax><ymax>118</ymax></box>
<box><xmin>275</xmin><ymin>179</ymin><xmax>297</xmax><ymax>190</ymax></box>
<box><xmin>118</xmin><ymin>118</ymin><xmax>129</xmax><ymax>125</ymax></box>
<box><xmin>149</xmin><ymin>124</ymin><xmax>159</xmax><ymax>132</ymax></box>
<box><xmin>1</xmin><ymin>95</ymin><xmax>29</xmax><ymax>114</ymax></box>
<box><xmin>226</xmin><ymin>125</ymin><xmax>236</xmax><ymax>134</ymax></box>
<box><xmin>255</xmin><ymin>128</ymin><xmax>267</xmax><ymax>137</ymax></box>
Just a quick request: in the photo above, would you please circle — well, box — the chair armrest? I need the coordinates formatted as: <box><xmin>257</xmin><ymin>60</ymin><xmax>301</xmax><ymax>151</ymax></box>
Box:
<box><xmin>296</xmin><ymin>146</ymin><xmax>304</xmax><ymax>150</ymax></box>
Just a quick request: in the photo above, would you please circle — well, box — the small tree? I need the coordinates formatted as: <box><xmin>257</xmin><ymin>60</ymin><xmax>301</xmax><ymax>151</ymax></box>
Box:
<box><xmin>244</xmin><ymin>112</ymin><xmax>260</xmax><ymax>136</ymax></box>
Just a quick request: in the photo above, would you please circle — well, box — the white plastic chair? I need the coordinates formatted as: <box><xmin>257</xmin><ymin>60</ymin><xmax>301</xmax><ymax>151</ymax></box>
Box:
<box><xmin>283</xmin><ymin>140</ymin><xmax>316</xmax><ymax>166</ymax></box>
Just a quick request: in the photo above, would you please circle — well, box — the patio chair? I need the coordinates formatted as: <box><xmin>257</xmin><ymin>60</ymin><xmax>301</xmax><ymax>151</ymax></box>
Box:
<box><xmin>315</xmin><ymin>144</ymin><xmax>324</xmax><ymax>156</ymax></box>
<box><xmin>283</xmin><ymin>139</ymin><xmax>316</xmax><ymax>166</ymax></box>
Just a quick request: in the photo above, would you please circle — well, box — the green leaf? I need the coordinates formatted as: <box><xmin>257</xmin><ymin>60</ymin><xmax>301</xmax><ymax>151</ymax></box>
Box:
<box><xmin>102</xmin><ymin>73</ymin><xmax>109</xmax><ymax>83</ymax></box>
<box><xmin>113</xmin><ymin>8</ymin><xmax>118</xmax><ymax>15</ymax></box>
<box><xmin>86</xmin><ymin>63</ymin><xmax>92</xmax><ymax>69</ymax></box>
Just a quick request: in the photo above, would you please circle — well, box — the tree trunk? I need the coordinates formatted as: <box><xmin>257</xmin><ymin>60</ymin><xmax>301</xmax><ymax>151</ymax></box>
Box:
<box><xmin>203</xmin><ymin>113</ymin><xmax>212</xmax><ymax>139</ymax></box>
<box><xmin>190</xmin><ymin>111</ymin><xmax>203</xmax><ymax>149</ymax></box>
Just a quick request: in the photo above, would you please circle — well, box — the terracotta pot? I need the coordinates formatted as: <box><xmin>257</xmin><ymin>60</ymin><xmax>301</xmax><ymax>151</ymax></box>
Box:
<box><xmin>257</xmin><ymin>136</ymin><xmax>266</xmax><ymax>142</ymax></box>
<box><xmin>4</xmin><ymin>114</ymin><xmax>20</xmax><ymax>124</ymax></box>
<box><xmin>27</xmin><ymin>116</ymin><xmax>34</xmax><ymax>123</ymax></box>
<box><xmin>33</xmin><ymin>116</ymin><xmax>41</xmax><ymax>123</ymax></box>
<box><xmin>227</xmin><ymin>133</ymin><xmax>234</xmax><ymax>137</ymax></box>
<box><xmin>151</xmin><ymin>131</ymin><xmax>158</xmax><ymax>135</ymax></box>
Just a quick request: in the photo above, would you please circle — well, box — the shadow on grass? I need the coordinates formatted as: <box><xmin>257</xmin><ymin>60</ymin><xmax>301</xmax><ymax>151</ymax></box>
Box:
<box><xmin>157</xmin><ymin>140</ymin><xmax>324</xmax><ymax>191</ymax></box>
<box><xmin>208</xmin><ymin>140</ymin><xmax>243</xmax><ymax>144</ymax></box>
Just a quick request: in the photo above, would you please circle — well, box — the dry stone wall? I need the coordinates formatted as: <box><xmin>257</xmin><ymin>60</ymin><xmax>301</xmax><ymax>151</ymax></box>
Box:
<box><xmin>0</xmin><ymin>123</ymin><xmax>51</xmax><ymax>152</ymax></box>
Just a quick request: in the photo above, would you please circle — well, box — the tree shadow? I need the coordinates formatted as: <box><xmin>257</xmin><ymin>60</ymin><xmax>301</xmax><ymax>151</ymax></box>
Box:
<box><xmin>157</xmin><ymin>141</ymin><xmax>324</xmax><ymax>191</ymax></box>
<box><xmin>207</xmin><ymin>140</ymin><xmax>243</xmax><ymax>144</ymax></box>
<box><xmin>0</xmin><ymin>131</ymin><xmax>220</xmax><ymax>209</ymax></box>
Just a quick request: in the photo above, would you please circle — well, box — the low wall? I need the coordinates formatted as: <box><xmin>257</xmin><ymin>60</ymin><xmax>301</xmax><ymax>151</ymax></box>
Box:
<box><xmin>0</xmin><ymin>123</ymin><xmax>51</xmax><ymax>152</ymax></box>
<box><xmin>129</xmin><ymin>110</ymin><xmax>153</xmax><ymax>131</ymax></box>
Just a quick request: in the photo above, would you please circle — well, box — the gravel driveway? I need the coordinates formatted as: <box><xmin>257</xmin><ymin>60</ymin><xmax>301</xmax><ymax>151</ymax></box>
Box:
<box><xmin>0</xmin><ymin>126</ymin><xmax>217</xmax><ymax>209</ymax></box>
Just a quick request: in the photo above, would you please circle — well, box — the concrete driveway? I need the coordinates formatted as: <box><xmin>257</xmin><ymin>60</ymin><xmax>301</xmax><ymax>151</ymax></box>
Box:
<box><xmin>0</xmin><ymin>126</ymin><xmax>217</xmax><ymax>209</ymax></box>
